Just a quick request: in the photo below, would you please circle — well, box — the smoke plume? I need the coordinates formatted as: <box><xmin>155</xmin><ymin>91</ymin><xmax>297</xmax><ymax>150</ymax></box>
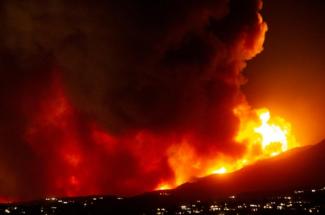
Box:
<box><xmin>0</xmin><ymin>0</ymin><xmax>266</xmax><ymax>201</ymax></box>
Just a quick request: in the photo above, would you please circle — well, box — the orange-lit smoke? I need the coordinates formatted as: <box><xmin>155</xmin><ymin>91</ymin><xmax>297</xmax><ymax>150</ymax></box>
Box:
<box><xmin>154</xmin><ymin>6</ymin><xmax>298</xmax><ymax>190</ymax></box>
<box><xmin>0</xmin><ymin>0</ymin><xmax>302</xmax><ymax>202</ymax></box>
<box><xmin>156</xmin><ymin>104</ymin><xmax>298</xmax><ymax>191</ymax></box>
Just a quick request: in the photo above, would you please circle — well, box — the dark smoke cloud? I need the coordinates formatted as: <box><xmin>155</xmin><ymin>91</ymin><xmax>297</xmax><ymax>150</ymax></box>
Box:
<box><xmin>0</xmin><ymin>0</ymin><xmax>266</xmax><ymax>201</ymax></box>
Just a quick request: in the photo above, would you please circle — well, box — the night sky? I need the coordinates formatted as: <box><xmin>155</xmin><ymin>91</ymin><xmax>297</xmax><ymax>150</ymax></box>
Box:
<box><xmin>0</xmin><ymin>0</ymin><xmax>324</xmax><ymax>202</ymax></box>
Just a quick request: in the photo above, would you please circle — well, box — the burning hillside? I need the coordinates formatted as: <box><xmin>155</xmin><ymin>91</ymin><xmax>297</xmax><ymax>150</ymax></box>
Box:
<box><xmin>0</xmin><ymin>0</ymin><xmax>299</xmax><ymax>202</ymax></box>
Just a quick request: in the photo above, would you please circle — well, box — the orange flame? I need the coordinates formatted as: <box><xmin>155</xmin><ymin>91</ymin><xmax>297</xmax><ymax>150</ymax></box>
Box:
<box><xmin>156</xmin><ymin>103</ymin><xmax>298</xmax><ymax>190</ymax></box>
<box><xmin>234</xmin><ymin>104</ymin><xmax>298</xmax><ymax>160</ymax></box>
<box><xmin>155</xmin><ymin>183</ymin><xmax>172</xmax><ymax>191</ymax></box>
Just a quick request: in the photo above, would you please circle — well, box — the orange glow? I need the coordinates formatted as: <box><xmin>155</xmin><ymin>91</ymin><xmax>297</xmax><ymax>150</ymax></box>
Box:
<box><xmin>155</xmin><ymin>183</ymin><xmax>172</xmax><ymax>191</ymax></box>
<box><xmin>234</xmin><ymin>104</ymin><xmax>298</xmax><ymax>160</ymax></box>
<box><xmin>156</xmin><ymin>103</ymin><xmax>298</xmax><ymax>191</ymax></box>
<box><xmin>212</xmin><ymin>167</ymin><xmax>227</xmax><ymax>174</ymax></box>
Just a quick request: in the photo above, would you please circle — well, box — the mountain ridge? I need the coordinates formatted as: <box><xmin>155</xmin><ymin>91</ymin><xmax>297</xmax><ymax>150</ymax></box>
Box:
<box><xmin>170</xmin><ymin>140</ymin><xmax>325</xmax><ymax>200</ymax></box>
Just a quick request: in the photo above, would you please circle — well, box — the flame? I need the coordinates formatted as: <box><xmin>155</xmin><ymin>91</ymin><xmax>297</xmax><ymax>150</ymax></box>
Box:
<box><xmin>155</xmin><ymin>183</ymin><xmax>172</xmax><ymax>191</ymax></box>
<box><xmin>254</xmin><ymin>110</ymin><xmax>288</xmax><ymax>156</ymax></box>
<box><xmin>234</xmin><ymin>104</ymin><xmax>298</xmax><ymax>161</ymax></box>
<box><xmin>156</xmin><ymin>103</ymin><xmax>298</xmax><ymax>190</ymax></box>
<box><xmin>212</xmin><ymin>167</ymin><xmax>227</xmax><ymax>174</ymax></box>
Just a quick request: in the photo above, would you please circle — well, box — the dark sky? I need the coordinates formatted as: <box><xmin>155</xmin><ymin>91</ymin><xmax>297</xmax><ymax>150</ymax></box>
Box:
<box><xmin>244</xmin><ymin>0</ymin><xmax>325</xmax><ymax>146</ymax></box>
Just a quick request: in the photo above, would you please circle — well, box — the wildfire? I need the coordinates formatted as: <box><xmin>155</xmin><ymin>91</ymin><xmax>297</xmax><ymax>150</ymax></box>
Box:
<box><xmin>234</xmin><ymin>104</ymin><xmax>297</xmax><ymax>160</ymax></box>
<box><xmin>156</xmin><ymin>104</ymin><xmax>298</xmax><ymax>191</ymax></box>
<box><xmin>155</xmin><ymin>183</ymin><xmax>172</xmax><ymax>191</ymax></box>
<box><xmin>213</xmin><ymin>167</ymin><xmax>227</xmax><ymax>175</ymax></box>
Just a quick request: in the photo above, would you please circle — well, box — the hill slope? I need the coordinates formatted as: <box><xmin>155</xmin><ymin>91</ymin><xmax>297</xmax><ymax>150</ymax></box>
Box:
<box><xmin>171</xmin><ymin>140</ymin><xmax>325</xmax><ymax>200</ymax></box>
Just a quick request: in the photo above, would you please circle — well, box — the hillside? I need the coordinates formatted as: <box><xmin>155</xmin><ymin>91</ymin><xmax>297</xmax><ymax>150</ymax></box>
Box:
<box><xmin>171</xmin><ymin>140</ymin><xmax>325</xmax><ymax>200</ymax></box>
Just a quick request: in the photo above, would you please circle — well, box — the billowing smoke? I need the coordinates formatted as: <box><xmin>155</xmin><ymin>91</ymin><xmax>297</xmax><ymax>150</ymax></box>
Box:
<box><xmin>0</xmin><ymin>0</ymin><xmax>266</xmax><ymax>201</ymax></box>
